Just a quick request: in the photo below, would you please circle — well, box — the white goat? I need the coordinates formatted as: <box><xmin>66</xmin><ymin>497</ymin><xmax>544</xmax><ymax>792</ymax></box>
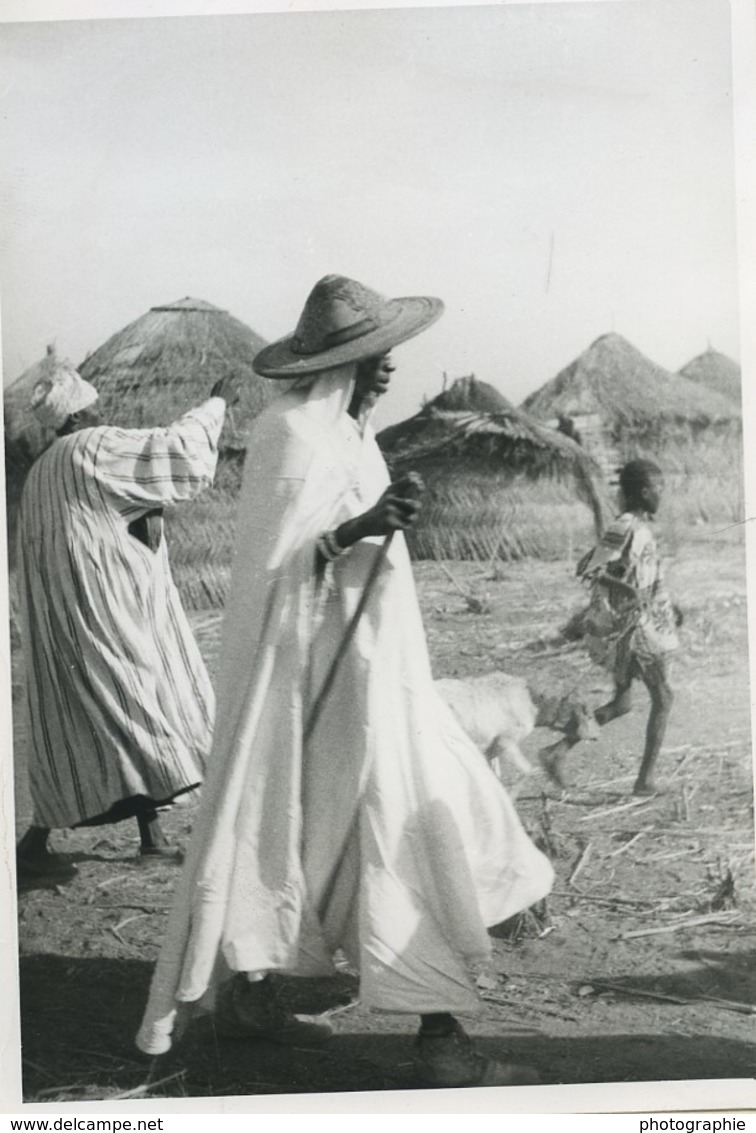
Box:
<box><xmin>436</xmin><ymin>672</ymin><xmax>537</xmax><ymax>779</ymax></box>
<box><xmin>435</xmin><ymin>671</ymin><xmax>598</xmax><ymax>784</ymax></box>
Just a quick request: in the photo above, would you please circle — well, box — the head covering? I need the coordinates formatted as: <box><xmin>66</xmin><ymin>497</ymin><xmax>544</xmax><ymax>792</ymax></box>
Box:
<box><xmin>253</xmin><ymin>274</ymin><xmax>444</xmax><ymax>379</ymax></box>
<box><xmin>29</xmin><ymin>349</ymin><xmax>99</xmax><ymax>429</ymax></box>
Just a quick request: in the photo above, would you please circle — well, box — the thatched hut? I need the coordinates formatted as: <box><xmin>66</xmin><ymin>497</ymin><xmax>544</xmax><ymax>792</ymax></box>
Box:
<box><xmin>521</xmin><ymin>333</ymin><xmax>739</xmax><ymax>450</ymax></box>
<box><xmin>4</xmin><ymin>299</ymin><xmax>271</xmax><ymax>470</ymax></box>
<box><xmin>678</xmin><ymin>348</ymin><xmax>741</xmax><ymax>406</ymax></box>
<box><xmin>3</xmin><ymin>300</ymin><xmax>273</xmax><ymax>587</ymax></box>
<box><xmin>378</xmin><ymin>375</ymin><xmax>610</xmax><ymax>561</ymax></box>
<box><xmin>78</xmin><ymin>297</ymin><xmax>272</xmax><ymax>450</ymax></box>
<box><xmin>522</xmin><ymin>334</ymin><xmax>743</xmax><ymax>528</ymax></box>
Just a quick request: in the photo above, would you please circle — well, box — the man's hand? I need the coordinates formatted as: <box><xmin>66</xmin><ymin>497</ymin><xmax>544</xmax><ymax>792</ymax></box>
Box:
<box><xmin>210</xmin><ymin>375</ymin><xmax>241</xmax><ymax>406</ymax></box>
<box><xmin>336</xmin><ymin>473</ymin><xmax>425</xmax><ymax>546</ymax></box>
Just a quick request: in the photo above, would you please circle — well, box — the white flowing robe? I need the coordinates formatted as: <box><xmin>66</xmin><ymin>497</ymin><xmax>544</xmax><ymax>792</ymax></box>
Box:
<box><xmin>137</xmin><ymin>371</ymin><xmax>553</xmax><ymax>1054</ymax></box>
<box><xmin>17</xmin><ymin>398</ymin><xmax>225</xmax><ymax>828</ymax></box>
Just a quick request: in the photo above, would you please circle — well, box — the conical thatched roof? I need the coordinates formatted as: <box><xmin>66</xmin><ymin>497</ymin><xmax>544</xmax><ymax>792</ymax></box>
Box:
<box><xmin>377</xmin><ymin>377</ymin><xmax>610</xmax><ymax>559</ymax></box>
<box><xmin>429</xmin><ymin>374</ymin><xmax>514</xmax><ymax>414</ymax></box>
<box><xmin>380</xmin><ymin>375</ymin><xmax>513</xmax><ymax>452</ymax></box>
<box><xmin>678</xmin><ymin>348</ymin><xmax>741</xmax><ymax>405</ymax></box>
<box><xmin>379</xmin><ymin>385</ymin><xmax>606</xmax><ymax>503</ymax></box>
<box><xmin>522</xmin><ymin>333</ymin><xmax>739</xmax><ymax>434</ymax></box>
<box><xmin>78</xmin><ymin>297</ymin><xmax>273</xmax><ymax>451</ymax></box>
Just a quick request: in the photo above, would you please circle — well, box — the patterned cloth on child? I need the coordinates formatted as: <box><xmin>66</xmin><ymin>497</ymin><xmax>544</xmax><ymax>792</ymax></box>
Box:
<box><xmin>578</xmin><ymin>511</ymin><xmax>679</xmax><ymax>682</ymax></box>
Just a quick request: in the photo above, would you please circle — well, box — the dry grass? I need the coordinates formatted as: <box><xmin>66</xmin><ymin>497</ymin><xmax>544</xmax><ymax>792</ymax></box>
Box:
<box><xmin>14</xmin><ymin>532</ymin><xmax>755</xmax><ymax>1102</ymax></box>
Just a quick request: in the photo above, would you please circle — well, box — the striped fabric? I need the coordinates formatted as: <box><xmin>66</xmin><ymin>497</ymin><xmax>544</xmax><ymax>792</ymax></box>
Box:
<box><xmin>17</xmin><ymin>398</ymin><xmax>225</xmax><ymax>828</ymax></box>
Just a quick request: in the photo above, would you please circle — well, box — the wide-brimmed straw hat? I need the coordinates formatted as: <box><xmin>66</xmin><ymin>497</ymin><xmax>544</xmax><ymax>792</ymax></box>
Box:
<box><xmin>253</xmin><ymin>274</ymin><xmax>444</xmax><ymax>379</ymax></box>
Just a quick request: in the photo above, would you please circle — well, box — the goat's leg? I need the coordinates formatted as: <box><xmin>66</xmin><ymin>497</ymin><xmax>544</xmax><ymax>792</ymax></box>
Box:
<box><xmin>486</xmin><ymin>735</ymin><xmax>534</xmax><ymax>778</ymax></box>
<box><xmin>633</xmin><ymin>660</ymin><xmax>674</xmax><ymax>795</ymax></box>
<box><xmin>538</xmin><ymin>735</ymin><xmax>578</xmax><ymax>788</ymax></box>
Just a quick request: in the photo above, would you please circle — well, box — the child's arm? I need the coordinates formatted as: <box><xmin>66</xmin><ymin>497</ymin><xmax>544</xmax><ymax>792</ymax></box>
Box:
<box><xmin>596</xmin><ymin>573</ymin><xmax>640</xmax><ymax>598</ymax></box>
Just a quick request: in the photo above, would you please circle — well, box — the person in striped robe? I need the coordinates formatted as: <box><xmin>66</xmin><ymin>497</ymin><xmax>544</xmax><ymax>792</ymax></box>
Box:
<box><xmin>14</xmin><ymin>355</ymin><xmax>236</xmax><ymax>884</ymax></box>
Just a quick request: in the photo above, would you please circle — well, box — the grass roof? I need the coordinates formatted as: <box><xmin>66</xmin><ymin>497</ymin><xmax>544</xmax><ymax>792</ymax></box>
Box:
<box><xmin>678</xmin><ymin>348</ymin><xmax>741</xmax><ymax>405</ymax></box>
<box><xmin>522</xmin><ymin>333</ymin><xmax>739</xmax><ymax>432</ymax></box>
<box><xmin>378</xmin><ymin>377</ymin><xmax>611</xmax><ymax>551</ymax></box>
<box><xmin>380</xmin><ymin>375</ymin><xmax>513</xmax><ymax>452</ymax></box>
<box><xmin>425</xmin><ymin>374</ymin><xmax>514</xmax><ymax>413</ymax></box>
<box><xmin>77</xmin><ymin>297</ymin><xmax>273</xmax><ymax>451</ymax></box>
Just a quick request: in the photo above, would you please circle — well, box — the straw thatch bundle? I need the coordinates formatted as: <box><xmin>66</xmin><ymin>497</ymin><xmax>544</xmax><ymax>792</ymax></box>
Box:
<box><xmin>380</xmin><ymin>375</ymin><xmax>513</xmax><ymax>452</ymax></box>
<box><xmin>78</xmin><ymin>297</ymin><xmax>272</xmax><ymax>450</ymax></box>
<box><xmin>522</xmin><ymin>333</ymin><xmax>739</xmax><ymax>444</ymax></box>
<box><xmin>425</xmin><ymin>373</ymin><xmax>514</xmax><ymax>414</ymax></box>
<box><xmin>378</xmin><ymin>376</ymin><xmax>609</xmax><ymax>561</ymax></box>
<box><xmin>678</xmin><ymin>348</ymin><xmax>741</xmax><ymax>405</ymax></box>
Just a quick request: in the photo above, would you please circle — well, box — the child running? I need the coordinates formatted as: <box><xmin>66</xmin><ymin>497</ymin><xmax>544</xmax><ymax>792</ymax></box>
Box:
<box><xmin>542</xmin><ymin>459</ymin><xmax>680</xmax><ymax>795</ymax></box>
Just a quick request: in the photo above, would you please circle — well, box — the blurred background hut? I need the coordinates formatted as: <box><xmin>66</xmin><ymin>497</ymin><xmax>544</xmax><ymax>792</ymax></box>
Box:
<box><xmin>677</xmin><ymin>347</ymin><xmax>741</xmax><ymax>407</ymax></box>
<box><xmin>521</xmin><ymin>333</ymin><xmax>743</xmax><ymax>533</ymax></box>
<box><xmin>378</xmin><ymin>375</ymin><xmax>610</xmax><ymax>561</ymax></box>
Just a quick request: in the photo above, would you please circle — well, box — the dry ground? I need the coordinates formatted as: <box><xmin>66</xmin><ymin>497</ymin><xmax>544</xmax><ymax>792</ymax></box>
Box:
<box><xmin>11</xmin><ymin>527</ymin><xmax>755</xmax><ymax>1103</ymax></box>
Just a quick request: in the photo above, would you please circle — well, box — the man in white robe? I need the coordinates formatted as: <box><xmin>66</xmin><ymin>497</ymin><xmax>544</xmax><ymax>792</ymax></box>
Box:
<box><xmin>137</xmin><ymin>276</ymin><xmax>554</xmax><ymax>1088</ymax></box>
<box><xmin>15</xmin><ymin>354</ymin><xmax>236</xmax><ymax>883</ymax></box>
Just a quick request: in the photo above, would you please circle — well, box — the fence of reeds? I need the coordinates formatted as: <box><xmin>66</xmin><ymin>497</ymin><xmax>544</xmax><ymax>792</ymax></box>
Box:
<box><xmin>615</xmin><ymin>430</ymin><xmax>744</xmax><ymax>548</ymax></box>
<box><xmin>402</xmin><ymin>476</ymin><xmax>597</xmax><ymax>562</ymax></box>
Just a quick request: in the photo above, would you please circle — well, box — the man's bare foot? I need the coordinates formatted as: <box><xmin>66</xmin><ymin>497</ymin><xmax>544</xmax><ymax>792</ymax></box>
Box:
<box><xmin>633</xmin><ymin>779</ymin><xmax>658</xmax><ymax>797</ymax></box>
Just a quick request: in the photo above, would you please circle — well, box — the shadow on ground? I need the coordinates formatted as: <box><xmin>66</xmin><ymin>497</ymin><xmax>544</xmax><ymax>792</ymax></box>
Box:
<box><xmin>19</xmin><ymin>954</ymin><xmax>756</xmax><ymax>1103</ymax></box>
<box><xmin>623</xmin><ymin>949</ymin><xmax>756</xmax><ymax>1006</ymax></box>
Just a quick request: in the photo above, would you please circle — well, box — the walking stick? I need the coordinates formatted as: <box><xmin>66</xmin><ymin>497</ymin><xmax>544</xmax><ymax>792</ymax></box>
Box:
<box><xmin>303</xmin><ymin>530</ymin><xmax>395</xmax><ymax>745</ymax></box>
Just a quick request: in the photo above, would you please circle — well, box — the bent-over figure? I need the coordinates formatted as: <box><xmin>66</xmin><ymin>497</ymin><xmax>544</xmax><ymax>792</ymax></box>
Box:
<box><xmin>15</xmin><ymin>353</ymin><xmax>236</xmax><ymax>883</ymax></box>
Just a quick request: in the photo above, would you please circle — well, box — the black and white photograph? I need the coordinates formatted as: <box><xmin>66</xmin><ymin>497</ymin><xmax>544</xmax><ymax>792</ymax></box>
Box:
<box><xmin>1</xmin><ymin>0</ymin><xmax>755</xmax><ymax>1114</ymax></box>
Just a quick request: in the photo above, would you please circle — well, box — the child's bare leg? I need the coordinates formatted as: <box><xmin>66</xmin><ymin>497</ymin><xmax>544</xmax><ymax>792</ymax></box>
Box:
<box><xmin>594</xmin><ymin>678</ymin><xmax>633</xmax><ymax>726</ymax></box>
<box><xmin>634</xmin><ymin>659</ymin><xmax>673</xmax><ymax>795</ymax></box>
<box><xmin>540</xmin><ymin>669</ymin><xmax>636</xmax><ymax>789</ymax></box>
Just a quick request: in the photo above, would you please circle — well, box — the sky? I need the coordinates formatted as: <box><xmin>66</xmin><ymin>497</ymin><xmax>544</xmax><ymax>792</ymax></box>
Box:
<box><xmin>0</xmin><ymin>0</ymin><xmax>744</xmax><ymax>428</ymax></box>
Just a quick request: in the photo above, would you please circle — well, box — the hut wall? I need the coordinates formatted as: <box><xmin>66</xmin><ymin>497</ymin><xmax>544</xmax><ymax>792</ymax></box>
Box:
<box><xmin>387</xmin><ymin>455</ymin><xmax>600</xmax><ymax>562</ymax></box>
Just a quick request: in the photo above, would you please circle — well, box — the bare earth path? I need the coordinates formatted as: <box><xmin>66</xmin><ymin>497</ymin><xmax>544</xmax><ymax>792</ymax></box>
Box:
<box><xmin>11</xmin><ymin>529</ymin><xmax>755</xmax><ymax>1102</ymax></box>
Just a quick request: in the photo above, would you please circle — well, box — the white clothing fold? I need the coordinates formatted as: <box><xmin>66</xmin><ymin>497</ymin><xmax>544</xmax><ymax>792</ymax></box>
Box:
<box><xmin>137</xmin><ymin>371</ymin><xmax>553</xmax><ymax>1054</ymax></box>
